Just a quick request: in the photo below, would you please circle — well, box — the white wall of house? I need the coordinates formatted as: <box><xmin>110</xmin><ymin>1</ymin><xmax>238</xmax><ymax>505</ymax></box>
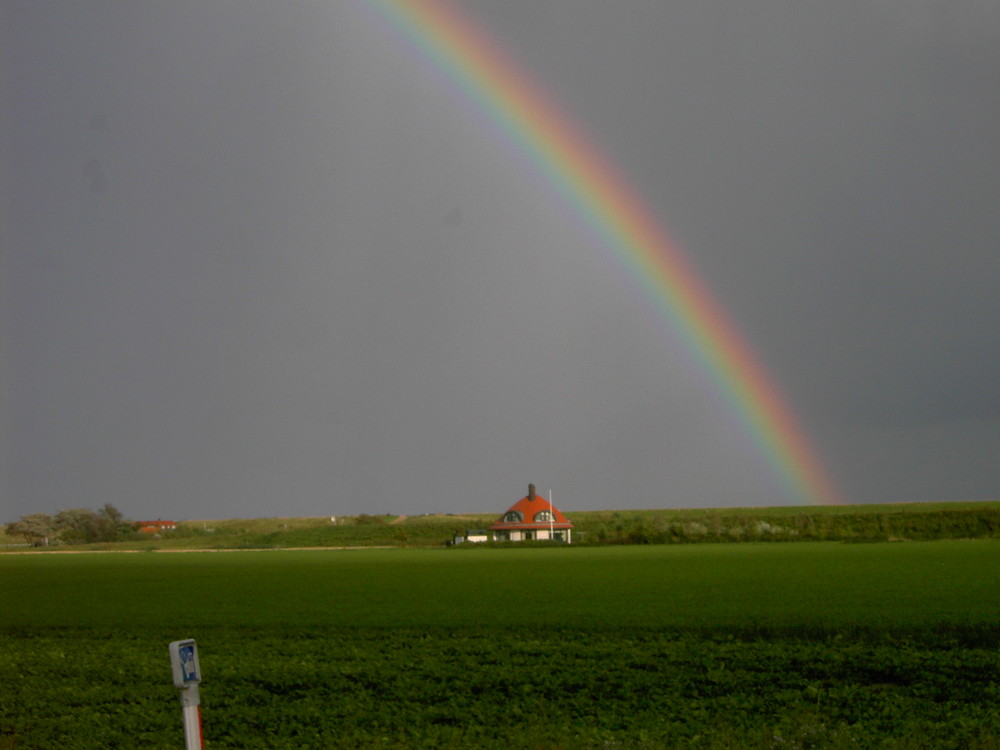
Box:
<box><xmin>496</xmin><ymin>529</ymin><xmax>572</xmax><ymax>543</ymax></box>
<box><xmin>535</xmin><ymin>529</ymin><xmax>572</xmax><ymax>542</ymax></box>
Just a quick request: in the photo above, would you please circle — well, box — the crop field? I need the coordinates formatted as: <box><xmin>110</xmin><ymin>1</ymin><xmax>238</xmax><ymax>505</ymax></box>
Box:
<box><xmin>2</xmin><ymin>542</ymin><xmax>999</xmax><ymax>748</ymax></box>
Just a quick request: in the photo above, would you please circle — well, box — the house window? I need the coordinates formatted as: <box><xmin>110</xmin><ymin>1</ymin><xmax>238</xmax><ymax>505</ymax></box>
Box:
<box><xmin>504</xmin><ymin>511</ymin><xmax>523</xmax><ymax>523</ymax></box>
<box><xmin>534</xmin><ymin>510</ymin><xmax>553</xmax><ymax>522</ymax></box>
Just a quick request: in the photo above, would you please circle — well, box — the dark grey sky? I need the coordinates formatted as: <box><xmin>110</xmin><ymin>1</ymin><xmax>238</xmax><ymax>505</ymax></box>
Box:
<box><xmin>3</xmin><ymin>0</ymin><xmax>998</xmax><ymax>521</ymax></box>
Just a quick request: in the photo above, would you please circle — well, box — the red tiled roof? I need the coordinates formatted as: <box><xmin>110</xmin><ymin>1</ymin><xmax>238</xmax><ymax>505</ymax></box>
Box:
<box><xmin>489</xmin><ymin>493</ymin><xmax>573</xmax><ymax>530</ymax></box>
<box><xmin>137</xmin><ymin>520</ymin><xmax>177</xmax><ymax>534</ymax></box>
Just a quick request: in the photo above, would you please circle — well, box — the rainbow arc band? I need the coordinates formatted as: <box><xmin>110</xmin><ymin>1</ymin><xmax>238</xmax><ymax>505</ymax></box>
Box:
<box><xmin>367</xmin><ymin>0</ymin><xmax>842</xmax><ymax>506</ymax></box>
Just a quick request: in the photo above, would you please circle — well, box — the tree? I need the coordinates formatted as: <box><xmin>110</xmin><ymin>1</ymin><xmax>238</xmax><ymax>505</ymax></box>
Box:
<box><xmin>7</xmin><ymin>513</ymin><xmax>58</xmax><ymax>546</ymax></box>
<box><xmin>95</xmin><ymin>503</ymin><xmax>132</xmax><ymax>542</ymax></box>
<box><xmin>55</xmin><ymin>505</ymin><xmax>134</xmax><ymax>543</ymax></box>
<box><xmin>55</xmin><ymin>508</ymin><xmax>101</xmax><ymax>544</ymax></box>
<box><xmin>7</xmin><ymin>505</ymin><xmax>136</xmax><ymax>546</ymax></box>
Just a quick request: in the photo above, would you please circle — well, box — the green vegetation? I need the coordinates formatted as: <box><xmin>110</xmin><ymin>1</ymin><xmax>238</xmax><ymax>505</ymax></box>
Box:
<box><xmin>2</xmin><ymin>504</ymin><xmax>135</xmax><ymax>547</ymax></box>
<box><xmin>7</xmin><ymin>500</ymin><xmax>997</xmax><ymax>551</ymax></box>
<box><xmin>2</xmin><ymin>543</ymin><xmax>999</xmax><ymax>747</ymax></box>
<box><xmin>569</xmin><ymin>501</ymin><xmax>1000</xmax><ymax>545</ymax></box>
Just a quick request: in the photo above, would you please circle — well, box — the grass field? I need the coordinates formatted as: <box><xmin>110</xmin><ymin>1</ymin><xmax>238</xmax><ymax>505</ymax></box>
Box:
<box><xmin>2</xmin><ymin>542</ymin><xmax>999</xmax><ymax>748</ymax></box>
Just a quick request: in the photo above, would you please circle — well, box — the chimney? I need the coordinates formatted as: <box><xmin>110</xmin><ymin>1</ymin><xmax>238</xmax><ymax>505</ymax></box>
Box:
<box><xmin>528</xmin><ymin>483</ymin><xmax>536</xmax><ymax>502</ymax></box>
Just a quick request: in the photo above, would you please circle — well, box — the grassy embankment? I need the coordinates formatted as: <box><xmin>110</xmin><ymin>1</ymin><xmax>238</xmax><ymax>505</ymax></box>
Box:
<box><xmin>4</xmin><ymin>500</ymin><xmax>998</xmax><ymax>551</ymax></box>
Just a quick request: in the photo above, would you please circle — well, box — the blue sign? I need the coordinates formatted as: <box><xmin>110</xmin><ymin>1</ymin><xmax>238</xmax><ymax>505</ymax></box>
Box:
<box><xmin>169</xmin><ymin>639</ymin><xmax>201</xmax><ymax>689</ymax></box>
<box><xmin>178</xmin><ymin>644</ymin><xmax>198</xmax><ymax>683</ymax></box>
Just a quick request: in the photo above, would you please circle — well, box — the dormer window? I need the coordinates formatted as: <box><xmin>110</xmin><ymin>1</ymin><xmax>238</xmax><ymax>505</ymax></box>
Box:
<box><xmin>503</xmin><ymin>511</ymin><xmax>523</xmax><ymax>523</ymax></box>
<box><xmin>534</xmin><ymin>510</ymin><xmax>553</xmax><ymax>523</ymax></box>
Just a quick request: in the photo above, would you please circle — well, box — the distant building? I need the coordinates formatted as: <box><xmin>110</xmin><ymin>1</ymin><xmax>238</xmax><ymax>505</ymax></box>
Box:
<box><xmin>490</xmin><ymin>484</ymin><xmax>573</xmax><ymax>543</ymax></box>
<box><xmin>137</xmin><ymin>520</ymin><xmax>177</xmax><ymax>534</ymax></box>
<box><xmin>452</xmin><ymin>529</ymin><xmax>490</xmax><ymax>545</ymax></box>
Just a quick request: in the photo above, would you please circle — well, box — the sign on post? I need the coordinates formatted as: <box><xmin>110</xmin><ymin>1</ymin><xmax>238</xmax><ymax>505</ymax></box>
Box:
<box><xmin>168</xmin><ymin>639</ymin><xmax>204</xmax><ymax>750</ymax></box>
<box><xmin>170</xmin><ymin>639</ymin><xmax>201</xmax><ymax>688</ymax></box>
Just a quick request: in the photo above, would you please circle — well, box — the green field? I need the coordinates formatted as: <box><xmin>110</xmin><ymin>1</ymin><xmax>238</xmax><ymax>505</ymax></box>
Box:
<box><xmin>2</xmin><ymin>542</ymin><xmax>999</xmax><ymax>748</ymax></box>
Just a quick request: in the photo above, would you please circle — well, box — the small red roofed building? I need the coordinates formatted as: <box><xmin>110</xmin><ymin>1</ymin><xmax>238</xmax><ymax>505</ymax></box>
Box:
<box><xmin>137</xmin><ymin>520</ymin><xmax>177</xmax><ymax>534</ymax></box>
<box><xmin>490</xmin><ymin>484</ymin><xmax>573</xmax><ymax>543</ymax></box>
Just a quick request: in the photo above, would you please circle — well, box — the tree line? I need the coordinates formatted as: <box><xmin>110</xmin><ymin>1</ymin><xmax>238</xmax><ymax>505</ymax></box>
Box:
<box><xmin>579</xmin><ymin>507</ymin><xmax>1000</xmax><ymax>545</ymax></box>
<box><xmin>5</xmin><ymin>504</ymin><xmax>135</xmax><ymax>546</ymax></box>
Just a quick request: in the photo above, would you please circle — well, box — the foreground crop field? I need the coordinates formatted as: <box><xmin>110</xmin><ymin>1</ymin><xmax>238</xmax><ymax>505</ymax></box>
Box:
<box><xmin>2</xmin><ymin>543</ymin><xmax>999</xmax><ymax>748</ymax></box>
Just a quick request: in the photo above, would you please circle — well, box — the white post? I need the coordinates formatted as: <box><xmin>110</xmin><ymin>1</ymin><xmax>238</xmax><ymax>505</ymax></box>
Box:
<box><xmin>169</xmin><ymin>640</ymin><xmax>204</xmax><ymax>750</ymax></box>
<box><xmin>180</xmin><ymin>693</ymin><xmax>202</xmax><ymax>750</ymax></box>
<box><xmin>549</xmin><ymin>490</ymin><xmax>555</xmax><ymax>540</ymax></box>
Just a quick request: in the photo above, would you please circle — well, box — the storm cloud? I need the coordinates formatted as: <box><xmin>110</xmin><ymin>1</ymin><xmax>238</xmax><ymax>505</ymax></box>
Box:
<box><xmin>3</xmin><ymin>0</ymin><xmax>998</xmax><ymax>520</ymax></box>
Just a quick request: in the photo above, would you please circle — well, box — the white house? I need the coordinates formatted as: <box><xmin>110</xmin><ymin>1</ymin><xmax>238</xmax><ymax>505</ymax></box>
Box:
<box><xmin>489</xmin><ymin>484</ymin><xmax>573</xmax><ymax>543</ymax></box>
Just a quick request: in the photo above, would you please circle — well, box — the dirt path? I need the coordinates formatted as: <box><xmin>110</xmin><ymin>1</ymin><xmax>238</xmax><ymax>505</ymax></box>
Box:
<box><xmin>389</xmin><ymin>515</ymin><xmax>408</xmax><ymax>525</ymax></box>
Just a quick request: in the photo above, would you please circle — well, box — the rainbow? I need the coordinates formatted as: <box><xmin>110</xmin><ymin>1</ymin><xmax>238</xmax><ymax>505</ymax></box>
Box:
<box><xmin>366</xmin><ymin>0</ymin><xmax>843</xmax><ymax>505</ymax></box>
